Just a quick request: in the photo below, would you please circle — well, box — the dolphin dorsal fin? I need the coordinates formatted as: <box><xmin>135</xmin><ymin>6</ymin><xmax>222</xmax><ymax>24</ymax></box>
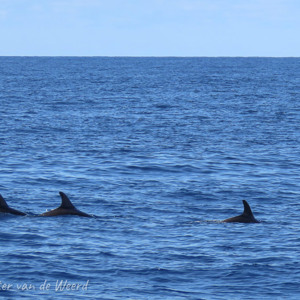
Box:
<box><xmin>59</xmin><ymin>192</ymin><xmax>75</xmax><ymax>209</ymax></box>
<box><xmin>242</xmin><ymin>200</ymin><xmax>253</xmax><ymax>216</ymax></box>
<box><xmin>0</xmin><ymin>194</ymin><xmax>9</xmax><ymax>209</ymax></box>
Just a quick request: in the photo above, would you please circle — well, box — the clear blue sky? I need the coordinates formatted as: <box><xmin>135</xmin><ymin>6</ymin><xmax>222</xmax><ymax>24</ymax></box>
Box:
<box><xmin>0</xmin><ymin>0</ymin><xmax>299</xmax><ymax>56</ymax></box>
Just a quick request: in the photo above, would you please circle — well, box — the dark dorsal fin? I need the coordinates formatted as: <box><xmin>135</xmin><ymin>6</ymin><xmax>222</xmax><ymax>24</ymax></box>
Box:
<box><xmin>242</xmin><ymin>200</ymin><xmax>253</xmax><ymax>217</ymax></box>
<box><xmin>59</xmin><ymin>192</ymin><xmax>75</xmax><ymax>209</ymax></box>
<box><xmin>0</xmin><ymin>194</ymin><xmax>9</xmax><ymax>209</ymax></box>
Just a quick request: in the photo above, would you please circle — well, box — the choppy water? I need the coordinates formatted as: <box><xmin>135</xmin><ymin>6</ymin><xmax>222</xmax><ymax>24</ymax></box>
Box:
<box><xmin>0</xmin><ymin>57</ymin><xmax>300</xmax><ymax>299</ymax></box>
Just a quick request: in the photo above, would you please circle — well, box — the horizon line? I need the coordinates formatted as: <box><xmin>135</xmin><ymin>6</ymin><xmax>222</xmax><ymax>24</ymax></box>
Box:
<box><xmin>0</xmin><ymin>55</ymin><xmax>299</xmax><ymax>58</ymax></box>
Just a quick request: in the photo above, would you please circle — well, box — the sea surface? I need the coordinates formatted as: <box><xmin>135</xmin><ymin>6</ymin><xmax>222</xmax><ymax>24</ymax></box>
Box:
<box><xmin>0</xmin><ymin>57</ymin><xmax>300</xmax><ymax>299</ymax></box>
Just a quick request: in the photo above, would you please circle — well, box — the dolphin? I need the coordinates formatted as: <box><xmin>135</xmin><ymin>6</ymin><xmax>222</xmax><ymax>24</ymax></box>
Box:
<box><xmin>0</xmin><ymin>194</ymin><xmax>26</xmax><ymax>216</ymax></box>
<box><xmin>222</xmin><ymin>200</ymin><xmax>259</xmax><ymax>223</ymax></box>
<box><xmin>40</xmin><ymin>191</ymin><xmax>92</xmax><ymax>217</ymax></box>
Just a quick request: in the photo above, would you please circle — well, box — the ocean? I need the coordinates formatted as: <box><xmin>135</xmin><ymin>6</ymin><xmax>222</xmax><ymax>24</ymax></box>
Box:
<box><xmin>0</xmin><ymin>57</ymin><xmax>300</xmax><ymax>299</ymax></box>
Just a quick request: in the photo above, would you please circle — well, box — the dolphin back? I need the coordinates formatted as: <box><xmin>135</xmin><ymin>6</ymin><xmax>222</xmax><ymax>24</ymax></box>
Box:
<box><xmin>0</xmin><ymin>194</ymin><xmax>26</xmax><ymax>216</ymax></box>
<box><xmin>222</xmin><ymin>200</ymin><xmax>259</xmax><ymax>223</ymax></box>
<box><xmin>41</xmin><ymin>192</ymin><xmax>92</xmax><ymax>217</ymax></box>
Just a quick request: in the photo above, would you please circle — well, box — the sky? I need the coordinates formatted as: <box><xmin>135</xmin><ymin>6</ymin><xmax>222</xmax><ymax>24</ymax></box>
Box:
<box><xmin>0</xmin><ymin>0</ymin><xmax>299</xmax><ymax>56</ymax></box>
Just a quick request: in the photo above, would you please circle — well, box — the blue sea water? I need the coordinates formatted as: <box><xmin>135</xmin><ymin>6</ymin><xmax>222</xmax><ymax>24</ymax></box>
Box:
<box><xmin>0</xmin><ymin>57</ymin><xmax>300</xmax><ymax>299</ymax></box>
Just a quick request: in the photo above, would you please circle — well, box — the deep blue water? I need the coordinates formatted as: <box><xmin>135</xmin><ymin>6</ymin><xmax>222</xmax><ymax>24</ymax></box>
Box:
<box><xmin>0</xmin><ymin>57</ymin><xmax>300</xmax><ymax>299</ymax></box>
